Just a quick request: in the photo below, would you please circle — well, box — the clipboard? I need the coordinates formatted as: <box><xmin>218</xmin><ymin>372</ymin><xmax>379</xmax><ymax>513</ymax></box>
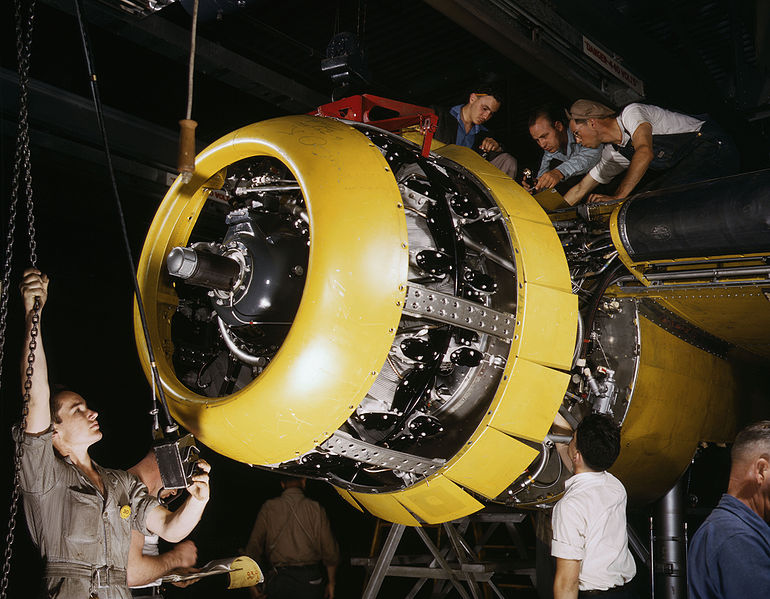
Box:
<box><xmin>532</xmin><ymin>188</ymin><xmax>569</xmax><ymax>211</ymax></box>
<box><xmin>161</xmin><ymin>555</ymin><xmax>264</xmax><ymax>589</ymax></box>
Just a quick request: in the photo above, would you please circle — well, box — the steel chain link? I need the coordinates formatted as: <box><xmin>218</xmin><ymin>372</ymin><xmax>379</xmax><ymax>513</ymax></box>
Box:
<box><xmin>0</xmin><ymin>0</ymin><xmax>38</xmax><ymax>597</ymax></box>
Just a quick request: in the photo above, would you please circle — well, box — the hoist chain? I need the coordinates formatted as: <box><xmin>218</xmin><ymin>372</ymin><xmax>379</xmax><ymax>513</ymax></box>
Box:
<box><xmin>0</xmin><ymin>0</ymin><xmax>38</xmax><ymax>597</ymax></box>
<box><xmin>0</xmin><ymin>308</ymin><xmax>39</xmax><ymax>599</ymax></box>
<box><xmin>0</xmin><ymin>0</ymin><xmax>36</xmax><ymax>375</ymax></box>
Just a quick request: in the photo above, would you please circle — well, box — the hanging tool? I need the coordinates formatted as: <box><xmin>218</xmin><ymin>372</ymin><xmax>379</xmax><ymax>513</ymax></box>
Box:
<box><xmin>71</xmin><ymin>0</ymin><xmax>207</xmax><ymax>494</ymax></box>
<box><xmin>177</xmin><ymin>0</ymin><xmax>200</xmax><ymax>183</ymax></box>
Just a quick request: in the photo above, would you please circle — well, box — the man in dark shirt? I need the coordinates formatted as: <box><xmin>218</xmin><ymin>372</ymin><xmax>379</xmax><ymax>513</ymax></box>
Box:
<box><xmin>688</xmin><ymin>421</ymin><xmax>770</xmax><ymax>599</ymax></box>
<box><xmin>433</xmin><ymin>83</ymin><xmax>518</xmax><ymax>179</ymax></box>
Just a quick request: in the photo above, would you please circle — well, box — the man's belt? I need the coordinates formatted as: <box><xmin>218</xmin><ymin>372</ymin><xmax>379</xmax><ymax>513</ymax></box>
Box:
<box><xmin>131</xmin><ymin>585</ymin><xmax>163</xmax><ymax>597</ymax></box>
<box><xmin>45</xmin><ymin>562</ymin><xmax>127</xmax><ymax>588</ymax></box>
<box><xmin>274</xmin><ymin>561</ymin><xmax>322</xmax><ymax>568</ymax></box>
<box><xmin>579</xmin><ymin>582</ymin><xmax>629</xmax><ymax>596</ymax></box>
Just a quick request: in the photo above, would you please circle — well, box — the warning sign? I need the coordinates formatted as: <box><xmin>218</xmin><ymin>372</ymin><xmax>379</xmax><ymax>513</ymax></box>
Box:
<box><xmin>583</xmin><ymin>37</ymin><xmax>644</xmax><ymax>96</ymax></box>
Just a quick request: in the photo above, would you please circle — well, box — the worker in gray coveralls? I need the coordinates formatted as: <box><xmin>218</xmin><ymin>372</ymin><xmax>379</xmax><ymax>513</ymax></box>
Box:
<box><xmin>18</xmin><ymin>268</ymin><xmax>211</xmax><ymax>599</ymax></box>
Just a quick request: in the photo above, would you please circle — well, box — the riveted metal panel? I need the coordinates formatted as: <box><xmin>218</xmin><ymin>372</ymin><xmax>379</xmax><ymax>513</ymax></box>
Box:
<box><xmin>611</xmin><ymin>315</ymin><xmax>737</xmax><ymax>504</ymax></box>
<box><xmin>350</xmin><ymin>491</ymin><xmax>421</xmax><ymax>527</ymax></box>
<box><xmin>395</xmin><ymin>475</ymin><xmax>485</xmax><ymax>525</ymax></box>
<box><xmin>489</xmin><ymin>357</ymin><xmax>571</xmax><ymax>441</ymax></box>
<box><xmin>443</xmin><ymin>427</ymin><xmax>539</xmax><ymax>498</ymax></box>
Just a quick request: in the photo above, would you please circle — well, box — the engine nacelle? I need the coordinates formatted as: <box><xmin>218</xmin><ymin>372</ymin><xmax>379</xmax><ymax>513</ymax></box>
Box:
<box><xmin>135</xmin><ymin>115</ymin><xmax>579</xmax><ymax>524</ymax></box>
<box><xmin>136</xmin><ymin>114</ymin><xmax>758</xmax><ymax>522</ymax></box>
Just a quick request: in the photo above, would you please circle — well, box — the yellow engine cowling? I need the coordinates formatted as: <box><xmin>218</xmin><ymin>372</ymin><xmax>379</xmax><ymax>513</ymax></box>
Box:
<box><xmin>611</xmin><ymin>315</ymin><xmax>739</xmax><ymax>504</ymax></box>
<box><xmin>135</xmin><ymin>115</ymin><xmax>759</xmax><ymax>523</ymax></box>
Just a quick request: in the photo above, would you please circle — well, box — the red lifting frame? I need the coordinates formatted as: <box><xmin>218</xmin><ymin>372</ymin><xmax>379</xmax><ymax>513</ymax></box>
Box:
<box><xmin>310</xmin><ymin>94</ymin><xmax>438</xmax><ymax>157</ymax></box>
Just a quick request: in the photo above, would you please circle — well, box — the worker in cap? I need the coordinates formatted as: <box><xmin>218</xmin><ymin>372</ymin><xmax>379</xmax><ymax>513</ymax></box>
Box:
<box><xmin>563</xmin><ymin>99</ymin><xmax>738</xmax><ymax>205</ymax></box>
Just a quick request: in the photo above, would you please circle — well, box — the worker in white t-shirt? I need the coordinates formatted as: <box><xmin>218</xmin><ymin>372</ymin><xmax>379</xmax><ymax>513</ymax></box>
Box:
<box><xmin>563</xmin><ymin>100</ymin><xmax>738</xmax><ymax>205</ymax></box>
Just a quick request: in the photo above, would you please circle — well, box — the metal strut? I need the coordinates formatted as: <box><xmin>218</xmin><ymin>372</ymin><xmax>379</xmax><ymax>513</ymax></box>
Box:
<box><xmin>0</xmin><ymin>1</ymin><xmax>39</xmax><ymax>596</ymax></box>
<box><xmin>357</xmin><ymin>514</ymin><xmax>526</xmax><ymax>598</ymax></box>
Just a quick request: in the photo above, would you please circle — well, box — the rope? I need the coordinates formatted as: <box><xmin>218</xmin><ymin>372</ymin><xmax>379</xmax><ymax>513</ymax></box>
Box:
<box><xmin>185</xmin><ymin>0</ymin><xmax>199</xmax><ymax>121</ymax></box>
<box><xmin>177</xmin><ymin>0</ymin><xmax>199</xmax><ymax>184</ymax></box>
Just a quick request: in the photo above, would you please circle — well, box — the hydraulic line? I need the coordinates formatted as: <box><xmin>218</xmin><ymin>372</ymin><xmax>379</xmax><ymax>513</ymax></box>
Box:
<box><xmin>72</xmin><ymin>0</ymin><xmax>176</xmax><ymax>435</ymax></box>
<box><xmin>579</xmin><ymin>258</ymin><xmax>626</xmax><ymax>360</ymax></box>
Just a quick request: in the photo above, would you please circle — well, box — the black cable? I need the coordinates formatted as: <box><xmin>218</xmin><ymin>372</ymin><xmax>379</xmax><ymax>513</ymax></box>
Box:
<box><xmin>72</xmin><ymin>0</ymin><xmax>176</xmax><ymax>434</ymax></box>
<box><xmin>579</xmin><ymin>257</ymin><xmax>626</xmax><ymax>360</ymax></box>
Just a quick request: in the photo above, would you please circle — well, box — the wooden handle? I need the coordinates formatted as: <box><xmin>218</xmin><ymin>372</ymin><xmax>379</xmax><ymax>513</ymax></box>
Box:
<box><xmin>177</xmin><ymin>119</ymin><xmax>198</xmax><ymax>181</ymax></box>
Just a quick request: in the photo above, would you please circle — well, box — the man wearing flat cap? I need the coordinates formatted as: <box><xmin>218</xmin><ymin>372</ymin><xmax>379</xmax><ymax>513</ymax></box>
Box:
<box><xmin>563</xmin><ymin>100</ymin><xmax>738</xmax><ymax>205</ymax></box>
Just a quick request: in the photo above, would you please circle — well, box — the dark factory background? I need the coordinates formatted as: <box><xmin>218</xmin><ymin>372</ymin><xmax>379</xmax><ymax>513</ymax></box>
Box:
<box><xmin>1</xmin><ymin>0</ymin><xmax>769</xmax><ymax>597</ymax></box>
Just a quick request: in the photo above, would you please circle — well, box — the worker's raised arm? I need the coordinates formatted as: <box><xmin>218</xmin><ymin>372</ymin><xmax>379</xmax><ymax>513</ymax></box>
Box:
<box><xmin>19</xmin><ymin>268</ymin><xmax>50</xmax><ymax>434</ymax></box>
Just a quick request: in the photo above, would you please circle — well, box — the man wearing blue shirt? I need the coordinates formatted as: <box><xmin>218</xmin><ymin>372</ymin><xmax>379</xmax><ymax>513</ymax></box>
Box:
<box><xmin>688</xmin><ymin>421</ymin><xmax>770</xmax><ymax>599</ymax></box>
<box><xmin>526</xmin><ymin>105</ymin><xmax>602</xmax><ymax>192</ymax></box>
<box><xmin>433</xmin><ymin>83</ymin><xmax>518</xmax><ymax>179</ymax></box>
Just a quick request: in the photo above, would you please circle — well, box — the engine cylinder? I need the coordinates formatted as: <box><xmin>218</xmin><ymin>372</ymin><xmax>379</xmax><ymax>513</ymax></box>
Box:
<box><xmin>167</xmin><ymin>247</ymin><xmax>241</xmax><ymax>291</ymax></box>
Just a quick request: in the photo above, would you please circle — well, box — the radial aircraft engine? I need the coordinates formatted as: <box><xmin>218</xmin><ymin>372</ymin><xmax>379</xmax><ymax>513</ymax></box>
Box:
<box><xmin>135</xmin><ymin>109</ymin><xmax>770</xmax><ymax>525</ymax></box>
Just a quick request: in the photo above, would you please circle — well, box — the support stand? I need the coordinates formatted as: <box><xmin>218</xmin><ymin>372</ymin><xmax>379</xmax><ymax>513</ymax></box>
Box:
<box><xmin>653</xmin><ymin>477</ymin><xmax>686</xmax><ymax>599</ymax></box>
<box><xmin>353</xmin><ymin>510</ymin><xmax>536</xmax><ymax>598</ymax></box>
